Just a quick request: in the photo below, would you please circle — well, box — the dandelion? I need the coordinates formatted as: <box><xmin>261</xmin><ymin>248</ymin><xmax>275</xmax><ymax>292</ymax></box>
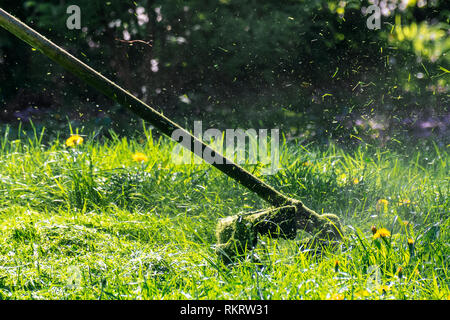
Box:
<box><xmin>371</xmin><ymin>225</ymin><xmax>378</xmax><ymax>235</ymax></box>
<box><xmin>354</xmin><ymin>289</ymin><xmax>370</xmax><ymax>299</ymax></box>
<box><xmin>334</xmin><ymin>260</ymin><xmax>339</xmax><ymax>273</ymax></box>
<box><xmin>352</xmin><ymin>177</ymin><xmax>359</xmax><ymax>185</ymax></box>
<box><xmin>65</xmin><ymin>134</ymin><xmax>84</xmax><ymax>147</ymax></box>
<box><xmin>329</xmin><ymin>293</ymin><xmax>345</xmax><ymax>300</ymax></box>
<box><xmin>408</xmin><ymin>238</ymin><xmax>415</xmax><ymax>256</ymax></box>
<box><xmin>373</xmin><ymin>227</ymin><xmax>391</xmax><ymax>239</ymax></box>
<box><xmin>377</xmin><ymin>284</ymin><xmax>390</xmax><ymax>295</ymax></box>
<box><xmin>398</xmin><ymin>199</ymin><xmax>411</xmax><ymax>206</ymax></box>
<box><xmin>376</xmin><ymin>199</ymin><xmax>389</xmax><ymax>213</ymax></box>
<box><xmin>397</xmin><ymin>267</ymin><xmax>403</xmax><ymax>279</ymax></box>
<box><xmin>132</xmin><ymin>152</ymin><xmax>148</xmax><ymax>163</ymax></box>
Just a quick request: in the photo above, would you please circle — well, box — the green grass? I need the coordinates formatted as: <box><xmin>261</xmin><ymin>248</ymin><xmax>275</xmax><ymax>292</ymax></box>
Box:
<box><xmin>0</xmin><ymin>125</ymin><xmax>448</xmax><ymax>300</ymax></box>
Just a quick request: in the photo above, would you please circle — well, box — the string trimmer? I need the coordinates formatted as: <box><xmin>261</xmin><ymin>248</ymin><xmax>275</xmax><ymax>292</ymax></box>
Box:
<box><xmin>0</xmin><ymin>8</ymin><xmax>343</xmax><ymax>262</ymax></box>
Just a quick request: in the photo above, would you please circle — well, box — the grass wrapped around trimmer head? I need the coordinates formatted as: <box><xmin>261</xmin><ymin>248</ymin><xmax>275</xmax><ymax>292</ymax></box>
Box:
<box><xmin>216</xmin><ymin>199</ymin><xmax>343</xmax><ymax>263</ymax></box>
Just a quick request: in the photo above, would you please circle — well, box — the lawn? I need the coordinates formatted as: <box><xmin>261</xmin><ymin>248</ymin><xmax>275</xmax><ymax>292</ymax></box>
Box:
<box><xmin>0</xmin><ymin>126</ymin><xmax>448</xmax><ymax>300</ymax></box>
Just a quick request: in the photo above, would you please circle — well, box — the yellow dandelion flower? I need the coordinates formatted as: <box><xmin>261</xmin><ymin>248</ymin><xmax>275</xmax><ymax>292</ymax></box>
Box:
<box><xmin>132</xmin><ymin>152</ymin><xmax>148</xmax><ymax>163</ymax></box>
<box><xmin>302</xmin><ymin>161</ymin><xmax>311</xmax><ymax>167</ymax></box>
<box><xmin>397</xmin><ymin>267</ymin><xmax>403</xmax><ymax>279</ymax></box>
<box><xmin>65</xmin><ymin>134</ymin><xmax>84</xmax><ymax>147</ymax></box>
<box><xmin>336</xmin><ymin>7</ymin><xmax>345</xmax><ymax>15</ymax></box>
<box><xmin>354</xmin><ymin>289</ymin><xmax>370</xmax><ymax>299</ymax></box>
<box><xmin>377</xmin><ymin>284</ymin><xmax>390</xmax><ymax>295</ymax></box>
<box><xmin>407</xmin><ymin>238</ymin><xmax>415</xmax><ymax>255</ymax></box>
<box><xmin>398</xmin><ymin>199</ymin><xmax>411</xmax><ymax>206</ymax></box>
<box><xmin>329</xmin><ymin>293</ymin><xmax>345</xmax><ymax>300</ymax></box>
<box><xmin>371</xmin><ymin>225</ymin><xmax>378</xmax><ymax>235</ymax></box>
<box><xmin>373</xmin><ymin>227</ymin><xmax>391</xmax><ymax>239</ymax></box>
<box><xmin>376</xmin><ymin>199</ymin><xmax>389</xmax><ymax>213</ymax></box>
<box><xmin>352</xmin><ymin>177</ymin><xmax>359</xmax><ymax>185</ymax></box>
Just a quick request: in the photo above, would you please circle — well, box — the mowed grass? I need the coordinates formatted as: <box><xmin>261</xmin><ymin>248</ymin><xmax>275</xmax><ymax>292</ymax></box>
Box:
<box><xmin>0</xmin><ymin>126</ymin><xmax>448</xmax><ymax>300</ymax></box>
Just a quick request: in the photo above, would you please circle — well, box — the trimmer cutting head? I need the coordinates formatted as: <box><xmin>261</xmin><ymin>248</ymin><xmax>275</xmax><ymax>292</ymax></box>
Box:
<box><xmin>215</xmin><ymin>199</ymin><xmax>343</xmax><ymax>263</ymax></box>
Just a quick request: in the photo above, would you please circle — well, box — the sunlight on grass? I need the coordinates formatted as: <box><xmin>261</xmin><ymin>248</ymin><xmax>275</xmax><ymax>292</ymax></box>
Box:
<box><xmin>0</xmin><ymin>127</ymin><xmax>448</xmax><ymax>299</ymax></box>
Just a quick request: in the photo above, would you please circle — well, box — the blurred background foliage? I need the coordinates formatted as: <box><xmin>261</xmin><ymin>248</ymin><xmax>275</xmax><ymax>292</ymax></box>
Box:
<box><xmin>0</xmin><ymin>0</ymin><xmax>448</xmax><ymax>146</ymax></box>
